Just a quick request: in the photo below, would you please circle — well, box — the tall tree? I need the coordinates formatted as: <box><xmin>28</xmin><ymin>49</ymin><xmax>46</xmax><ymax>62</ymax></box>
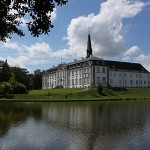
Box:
<box><xmin>0</xmin><ymin>60</ymin><xmax>12</xmax><ymax>82</ymax></box>
<box><xmin>11</xmin><ymin>67</ymin><xmax>30</xmax><ymax>90</ymax></box>
<box><xmin>0</xmin><ymin>0</ymin><xmax>68</xmax><ymax>42</ymax></box>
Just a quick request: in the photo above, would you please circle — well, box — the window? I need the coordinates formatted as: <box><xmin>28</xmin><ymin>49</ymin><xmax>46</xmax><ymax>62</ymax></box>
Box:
<box><xmin>76</xmin><ymin>70</ymin><xmax>78</xmax><ymax>75</ymax></box>
<box><xmin>144</xmin><ymin>81</ymin><xmax>146</xmax><ymax>84</ymax></box>
<box><xmin>68</xmin><ymin>71</ymin><xmax>70</xmax><ymax>76</ymax></box>
<box><xmin>114</xmin><ymin>72</ymin><xmax>116</xmax><ymax>77</ymax></box>
<box><xmin>84</xmin><ymin>78</ymin><xmax>87</xmax><ymax>84</ymax></box>
<box><xmin>109</xmin><ymin>72</ymin><xmax>112</xmax><ymax>77</ymax></box>
<box><xmin>140</xmin><ymin>74</ymin><xmax>142</xmax><ymax>78</ymax></box>
<box><xmin>119</xmin><ymin>80</ymin><xmax>122</xmax><ymax>84</ymax></box>
<box><xmin>124</xmin><ymin>73</ymin><xmax>126</xmax><ymax>77</ymax></box>
<box><xmin>102</xmin><ymin>77</ymin><xmax>106</xmax><ymax>84</ymax></box>
<box><xmin>79</xmin><ymin>69</ymin><xmax>82</xmax><ymax>75</ymax></box>
<box><xmin>79</xmin><ymin>78</ymin><xmax>82</xmax><ymax>85</ymax></box>
<box><xmin>97</xmin><ymin>77</ymin><xmax>100</xmax><ymax>84</ymax></box>
<box><xmin>130</xmin><ymin>74</ymin><xmax>132</xmax><ymax>78</ymax></box>
<box><xmin>119</xmin><ymin>73</ymin><xmax>122</xmax><ymax>77</ymax></box>
<box><xmin>76</xmin><ymin>78</ymin><xmax>78</xmax><ymax>85</ymax></box>
<box><xmin>140</xmin><ymin>80</ymin><xmax>142</xmax><ymax>84</ymax></box>
<box><xmin>97</xmin><ymin>67</ymin><xmax>100</xmax><ymax>73</ymax></box>
<box><xmin>148</xmin><ymin>81</ymin><xmax>150</xmax><ymax>85</ymax></box>
<box><xmin>136</xmin><ymin>80</ymin><xmax>138</xmax><ymax>84</ymax></box>
<box><xmin>102</xmin><ymin>68</ymin><xmax>105</xmax><ymax>73</ymax></box>
<box><xmin>72</xmin><ymin>71</ymin><xmax>74</xmax><ymax>76</ymax></box>
<box><xmin>72</xmin><ymin>79</ymin><xmax>74</xmax><ymax>86</ymax></box>
<box><xmin>87</xmin><ymin>68</ymin><xmax>89</xmax><ymax>73</ymax></box>
<box><xmin>130</xmin><ymin>80</ymin><xmax>133</xmax><ymax>84</ymax></box>
<box><xmin>124</xmin><ymin>80</ymin><xmax>127</xmax><ymax>84</ymax></box>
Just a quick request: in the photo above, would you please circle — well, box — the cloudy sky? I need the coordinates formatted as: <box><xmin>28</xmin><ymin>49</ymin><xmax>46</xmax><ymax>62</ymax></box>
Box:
<box><xmin>0</xmin><ymin>0</ymin><xmax>150</xmax><ymax>73</ymax></box>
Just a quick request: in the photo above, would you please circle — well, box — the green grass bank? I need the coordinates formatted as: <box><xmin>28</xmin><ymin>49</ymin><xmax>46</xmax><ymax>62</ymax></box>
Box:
<box><xmin>1</xmin><ymin>87</ymin><xmax>150</xmax><ymax>101</ymax></box>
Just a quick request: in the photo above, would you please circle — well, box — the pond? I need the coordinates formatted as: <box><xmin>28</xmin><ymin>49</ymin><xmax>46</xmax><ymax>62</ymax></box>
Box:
<box><xmin>0</xmin><ymin>100</ymin><xmax>150</xmax><ymax>150</ymax></box>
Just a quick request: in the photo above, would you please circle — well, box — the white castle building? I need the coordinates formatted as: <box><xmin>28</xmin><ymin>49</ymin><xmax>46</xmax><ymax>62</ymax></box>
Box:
<box><xmin>42</xmin><ymin>34</ymin><xmax>150</xmax><ymax>89</ymax></box>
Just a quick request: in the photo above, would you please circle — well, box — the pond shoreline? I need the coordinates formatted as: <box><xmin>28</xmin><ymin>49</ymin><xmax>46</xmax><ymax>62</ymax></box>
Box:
<box><xmin>0</xmin><ymin>97</ymin><xmax>150</xmax><ymax>102</ymax></box>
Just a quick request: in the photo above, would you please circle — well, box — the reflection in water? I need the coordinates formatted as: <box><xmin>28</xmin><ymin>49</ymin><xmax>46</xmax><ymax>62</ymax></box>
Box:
<box><xmin>0</xmin><ymin>101</ymin><xmax>150</xmax><ymax>149</ymax></box>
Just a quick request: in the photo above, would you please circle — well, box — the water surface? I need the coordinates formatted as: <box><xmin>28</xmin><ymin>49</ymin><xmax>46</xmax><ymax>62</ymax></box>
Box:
<box><xmin>0</xmin><ymin>101</ymin><xmax>150</xmax><ymax>150</ymax></box>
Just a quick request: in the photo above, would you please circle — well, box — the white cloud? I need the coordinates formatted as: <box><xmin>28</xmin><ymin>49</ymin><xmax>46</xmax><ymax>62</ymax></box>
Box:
<box><xmin>135</xmin><ymin>54</ymin><xmax>150</xmax><ymax>71</ymax></box>
<box><xmin>123</xmin><ymin>46</ymin><xmax>141</xmax><ymax>57</ymax></box>
<box><xmin>0</xmin><ymin>56</ymin><xmax>29</xmax><ymax>68</ymax></box>
<box><xmin>54</xmin><ymin>0</ymin><xmax>146</xmax><ymax>58</ymax></box>
<box><xmin>25</xmin><ymin>42</ymin><xmax>52</xmax><ymax>58</ymax></box>
<box><xmin>3</xmin><ymin>40</ymin><xmax>22</xmax><ymax>52</ymax></box>
<box><xmin>51</xmin><ymin>8</ymin><xmax>57</xmax><ymax>22</ymax></box>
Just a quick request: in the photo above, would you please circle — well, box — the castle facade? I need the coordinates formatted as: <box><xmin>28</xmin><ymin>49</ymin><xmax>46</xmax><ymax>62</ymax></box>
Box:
<box><xmin>42</xmin><ymin>34</ymin><xmax>150</xmax><ymax>89</ymax></box>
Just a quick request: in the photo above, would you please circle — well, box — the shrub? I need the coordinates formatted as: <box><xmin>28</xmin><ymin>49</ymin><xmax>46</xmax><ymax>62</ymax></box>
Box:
<box><xmin>97</xmin><ymin>83</ymin><xmax>103</xmax><ymax>94</ymax></box>
<box><xmin>12</xmin><ymin>82</ymin><xmax>28</xmax><ymax>94</ymax></box>
<box><xmin>0</xmin><ymin>81</ymin><xmax>12</xmax><ymax>95</ymax></box>
<box><xmin>54</xmin><ymin>85</ymin><xmax>64</xmax><ymax>89</ymax></box>
<box><xmin>105</xmin><ymin>82</ymin><xmax>111</xmax><ymax>89</ymax></box>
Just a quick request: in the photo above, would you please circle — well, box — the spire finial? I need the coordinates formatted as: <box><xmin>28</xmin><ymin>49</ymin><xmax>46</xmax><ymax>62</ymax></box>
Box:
<box><xmin>86</xmin><ymin>28</ymin><xmax>92</xmax><ymax>58</ymax></box>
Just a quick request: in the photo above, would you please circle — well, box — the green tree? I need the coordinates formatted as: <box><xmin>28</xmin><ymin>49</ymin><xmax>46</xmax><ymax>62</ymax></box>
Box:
<box><xmin>97</xmin><ymin>83</ymin><xmax>103</xmax><ymax>95</ymax></box>
<box><xmin>30</xmin><ymin>69</ymin><xmax>43</xmax><ymax>89</ymax></box>
<box><xmin>11</xmin><ymin>67</ymin><xmax>30</xmax><ymax>90</ymax></box>
<box><xmin>0</xmin><ymin>60</ymin><xmax>12</xmax><ymax>82</ymax></box>
<box><xmin>12</xmin><ymin>82</ymin><xmax>28</xmax><ymax>94</ymax></box>
<box><xmin>0</xmin><ymin>0</ymin><xmax>68</xmax><ymax>42</ymax></box>
<box><xmin>105</xmin><ymin>82</ymin><xmax>111</xmax><ymax>89</ymax></box>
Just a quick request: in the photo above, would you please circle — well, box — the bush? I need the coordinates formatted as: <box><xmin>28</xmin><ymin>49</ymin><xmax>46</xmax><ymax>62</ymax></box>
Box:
<box><xmin>105</xmin><ymin>82</ymin><xmax>111</xmax><ymax>89</ymax></box>
<box><xmin>12</xmin><ymin>82</ymin><xmax>28</xmax><ymax>94</ymax></box>
<box><xmin>0</xmin><ymin>81</ymin><xmax>12</xmax><ymax>95</ymax></box>
<box><xmin>54</xmin><ymin>85</ymin><xmax>64</xmax><ymax>89</ymax></box>
<box><xmin>97</xmin><ymin>83</ymin><xmax>103</xmax><ymax>94</ymax></box>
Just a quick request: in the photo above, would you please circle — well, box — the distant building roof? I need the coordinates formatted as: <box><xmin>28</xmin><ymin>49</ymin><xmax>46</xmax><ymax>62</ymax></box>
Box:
<box><xmin>44</xmin><ymin>56</ymin><xmax>149</xmax><ymax>73</ymax></box>
<box><xmin>102</xmin><ymin>60</ymin><xmax>148</xmax><ymax>72</ymax></box>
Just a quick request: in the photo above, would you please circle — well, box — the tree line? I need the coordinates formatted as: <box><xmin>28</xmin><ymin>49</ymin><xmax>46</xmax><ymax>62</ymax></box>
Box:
<box><xmin>0</xmin><ymin>60</ymin><xmax>43</xmax><ymax>97</ymax></box>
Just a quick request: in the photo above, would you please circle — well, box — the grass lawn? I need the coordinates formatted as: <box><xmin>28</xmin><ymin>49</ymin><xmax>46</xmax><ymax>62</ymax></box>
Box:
<box><xmin>1</xmin><ymin>87</ymin><xmax>150</xmax><ymax>101</ymax></box>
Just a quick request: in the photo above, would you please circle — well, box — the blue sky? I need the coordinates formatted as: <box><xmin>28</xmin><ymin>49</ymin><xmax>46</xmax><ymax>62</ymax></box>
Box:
<box><xmin>0</xmin><ymin>0</ymin><xmax>150</xmax><ymax>73</ymax></box>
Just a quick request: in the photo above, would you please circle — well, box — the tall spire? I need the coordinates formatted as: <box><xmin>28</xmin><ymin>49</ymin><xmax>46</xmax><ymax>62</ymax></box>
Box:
<box><xmin>86</xmin><ymin>29</ymin><xmax>92</xmax><ymax>58</ymax></box>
